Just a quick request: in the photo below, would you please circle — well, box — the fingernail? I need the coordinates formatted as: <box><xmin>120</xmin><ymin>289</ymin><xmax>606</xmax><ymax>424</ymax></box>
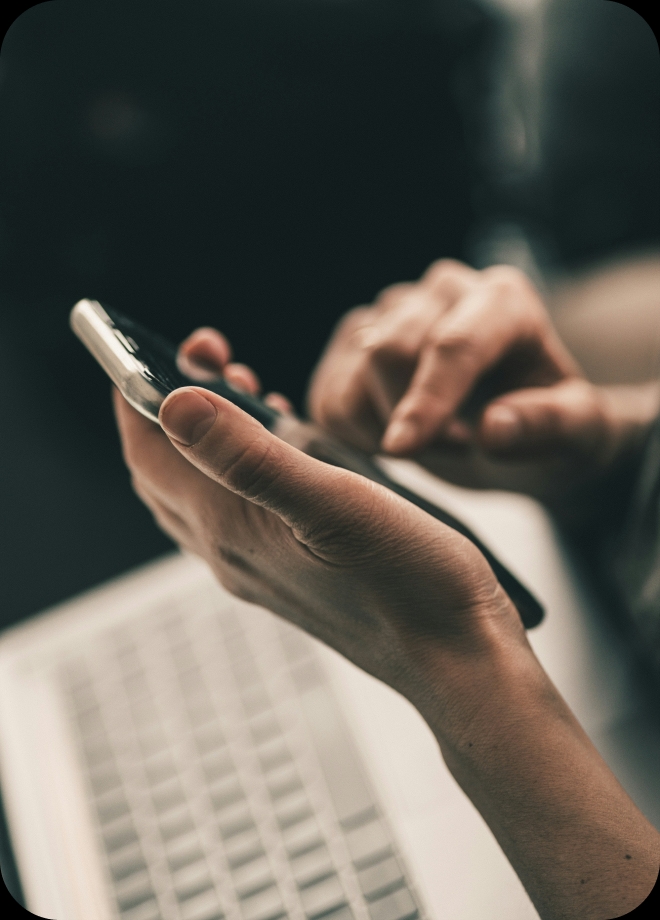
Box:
<box><xmin>160</xmin><ymin>390</ymin><xmax>217</xmax><ymax>446</ymax></box>
<box><xmin>486</xmin><ymin>406</ymin><xmax>521</xmax><ymax>445</ymax></box>
<box><xmin>382</xmin><ymin>418</ymin><xmax>418</xmax><ymax>453</ymax></box>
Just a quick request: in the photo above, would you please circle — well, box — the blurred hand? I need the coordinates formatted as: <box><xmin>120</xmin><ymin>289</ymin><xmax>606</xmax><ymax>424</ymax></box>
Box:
<box><xmin>113</xmin><ymin>378</ymin><xmax>524</xmax><ymax>719</ymax></box>
<box><xmin>306</xmin><ymin>260</ymin><xmax>660</xmax><ymax>510</ymax></box>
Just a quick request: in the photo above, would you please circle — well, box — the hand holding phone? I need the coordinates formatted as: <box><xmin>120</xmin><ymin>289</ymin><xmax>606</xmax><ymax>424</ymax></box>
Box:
<box><xmin>71</xmin><ymin>298</ymin><xmax>544</xmax><ymax>628</ymax></box>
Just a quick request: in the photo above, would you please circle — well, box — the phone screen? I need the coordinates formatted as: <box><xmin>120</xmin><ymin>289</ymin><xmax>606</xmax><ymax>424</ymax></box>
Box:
<box><xmin>102</xmin><ymin>304</ymin><xmax>279</xmax><ymax>429</ymax></box>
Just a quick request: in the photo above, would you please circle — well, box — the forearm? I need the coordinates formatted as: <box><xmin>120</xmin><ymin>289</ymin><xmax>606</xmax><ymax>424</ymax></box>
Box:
<box><xmin>418</xmin><ymin>630</ymin><xmax>660</xmax><ymax>920</ymax></box>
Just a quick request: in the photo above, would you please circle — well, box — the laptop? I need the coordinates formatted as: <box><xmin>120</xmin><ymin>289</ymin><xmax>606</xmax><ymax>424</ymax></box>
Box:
<box><xmin>1</xmin><ymin>460</ymin><xmax>658</xmax><ymax>920</ymax></box>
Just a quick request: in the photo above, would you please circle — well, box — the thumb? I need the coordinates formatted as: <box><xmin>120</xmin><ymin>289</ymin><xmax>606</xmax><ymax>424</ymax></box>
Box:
<box><xmin>158</xmin><ymin>386</ymin><xmax>366</xmax><ymax>541</ymax></box>
<box><xmin>478</xmin><ymin>378</ymin><xmax>610</xmax><ymax>460</ymax></box>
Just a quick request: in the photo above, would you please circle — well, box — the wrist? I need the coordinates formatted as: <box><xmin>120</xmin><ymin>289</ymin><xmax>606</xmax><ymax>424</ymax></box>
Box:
<box><xmin>410</xmin><ymin>610</ymin><xmax>660</xmax><ymax>920</ymax></box>
<box><xmin>410</xmin><ymin>611</ymin><xmax>549</xmax><ymax>752</ymax></box>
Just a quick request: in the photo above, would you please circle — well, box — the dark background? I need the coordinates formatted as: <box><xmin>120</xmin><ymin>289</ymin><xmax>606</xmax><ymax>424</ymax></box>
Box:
<box><xmin>0</xmin><ymin>0</ymin><xmax>657</xmax><ymax>628</ymax></box>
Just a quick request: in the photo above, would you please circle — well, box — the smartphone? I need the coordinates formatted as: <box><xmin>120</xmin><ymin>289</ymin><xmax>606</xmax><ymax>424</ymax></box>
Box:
<box><xmin>71</xmin><ymin>298</ymin><xmax>544</xmax><ymax>629</ymax></box>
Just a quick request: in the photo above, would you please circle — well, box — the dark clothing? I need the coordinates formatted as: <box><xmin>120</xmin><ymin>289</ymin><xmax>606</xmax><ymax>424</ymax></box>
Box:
<box><xmin>613</xmin><ymin>414</ymin><xmax>660</xmax><ymax>685</ymax></box>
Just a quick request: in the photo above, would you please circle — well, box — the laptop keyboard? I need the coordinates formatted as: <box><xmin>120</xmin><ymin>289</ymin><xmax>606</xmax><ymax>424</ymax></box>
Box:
<box><xmin>58</xmin><ymin>581</ymin><xmax>422</xmax><ymax>920</ymax></box>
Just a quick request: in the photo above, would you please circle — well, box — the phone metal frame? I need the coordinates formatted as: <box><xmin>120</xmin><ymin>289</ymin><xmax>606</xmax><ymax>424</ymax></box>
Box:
<box><xmin>70</xmin><ymin>299</ymin><xmax>166</xmax><ymax>422</ymax></box>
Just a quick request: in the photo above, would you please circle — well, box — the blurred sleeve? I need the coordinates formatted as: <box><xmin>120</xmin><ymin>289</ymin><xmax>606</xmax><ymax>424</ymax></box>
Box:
<box><xmin>612</xmin><ymin>415</ymin><xmax>660</xmax><ymax>684</ymax></box>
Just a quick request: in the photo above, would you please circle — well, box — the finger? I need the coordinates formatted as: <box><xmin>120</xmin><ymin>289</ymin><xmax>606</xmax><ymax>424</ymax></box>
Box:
<box><xmin>307</xmin><ymin>317</ymin><xmax>387</xmax><ymax>452</ymax></box>
<box><xmin>372</xmin><ymin>282</ymin><xmax>417</xmax><ymax>315</ymax></box>
<box><xmin>381</xmin><ymin>271</ymin><xmax>558</xmax><ymax>454</ymax></box>
<box><xmin>177</xmin><ymin>327</ymin><xmax>232</xmax><ymax>380</ymax></box>
<box><xmin>363</xmin><ymin>289</ymin><xmax>453</xmax><ymax>422</ymax></box>
<box><xmin>478</xmin><ymin>379</ymin><xmax>609</xmax><ymax>460</ymax></box>
<box><xmin>158</xmin><ymin>386</ymin><xmax>401</xmax><ymax>554</ymax></box>
<box><xmin>264</xmin><ymin>392</ymin><xmax>295</xmax><ymax>415</ymax></box>
<box><xmin>112</xmin><ymin>387</ymin><xmax>211</xmax><ymax>506</ymax></box>
<box><xmin>223</xmin><ymin>362</ymin><xmax>261</xmax><ymax>395</ymax></box>
<box><xmin>420</xmin><ymin>258</ymin><xmax>478</xmax><ymax>298</ymax></box>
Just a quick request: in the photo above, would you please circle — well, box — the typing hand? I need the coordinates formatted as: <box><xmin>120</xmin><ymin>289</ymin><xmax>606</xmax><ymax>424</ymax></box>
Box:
<box><xmin>306</xmin><ymin>260</ymin><xmax>659</xmax><ymax>516</ymax></box>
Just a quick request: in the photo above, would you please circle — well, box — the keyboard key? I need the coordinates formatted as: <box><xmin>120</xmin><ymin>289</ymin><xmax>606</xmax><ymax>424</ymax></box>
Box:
<box><xmin>165</xmin><ymin>830</ymin><xmax>203</xmax><ymax>865</ymax></box>
<box><xmin>116</xmin><ymin>876</ymin><xmax>156</xmax><ymax>913</ymax></box>
<box><xmin>282</xmin><ymin>815</ymin><xmax>323</xmax><ymax>856</ymax></box>
<box><xmin>291</xmin><ymin>844</ymin><xmax>335</xmax><ymax>888</ymax></box>
<box><xmin>209</xmin><ymin>775</ymin><xmax>244</xmax><ymax>812</ymax></box>
<box><xmin>138</xmin><ymin>727</ymin><xmax>168</xmax><ymax>756</ymax></box>
<box><xmin>240</xmin><ymin>881</ymin><xmax>285</xmax><ymax>920</ymax></box>
<box><xmin>258</xmin><ymin>740</ymin><xmax>292</xmax><ymax>773</ymax></box>
<box><xmin>202</xmin><ymin>748</ymin><xmax>233</xmax><ymax>781</ymax></box>
<box><xmin>241</xmin><ymin>685</ymin><xmax>271</xmax><ymax>716</ymax></box>
<box><xmin>179</xmin><ymin>887</ymin><xmax>222</xmax><ymax>920</ymax></box>
<box><xmin>250</xmin><ymin>714</ymin><xmax>281</xmax><ymax>746</ymax></box>
<box><xmin>259</xmin><ymin>752</ymin><xmax>293</xmax><ymax>775</ymax></box>
<box><xmin>120</xmin><ymin>897</ymin><xmax>161</xmax><ymax>920</ymax></box>
<box><xmin>97</xmin><ymin>789</ymin><xmax>130</xmax><ymax>824</ymax></box>
<box><xmin>266</xmin><ymin>763</ymin><xmax>302</xmax><ymax>800</ymax></box>
<box><xmin>224</xmin><ymin>826</ymin><xmax>264</xmax><ymax>869</ymax></box>
<box><xmin>290</xmin><ymin>659</ymin><xmax>322</xmax><ymax>692</ymax></box>
<box><xmin>77</xmin><ymin>705</ymin><xmax>103</xmax><ymax>735</ymax></box>
<box><xmin>195</xmin><ymin>725</ymin><xmax>226</xmax><ymax>755</ymax></box>
<box><xmin>104</xmin><ymin>817</ymin><xmax>139</xmax><ymax>852</ymax></box>
<box><xmin>124</xmin><ymin>671</ymin><xmax>150</xmax><ymax>698</ymax></box>
<box><xmin>159</xmin><ymin>805</ymin><xmax>195</xmax><ymax>841</ymax></box>
<box><xmin>108</xmin><ymin>842</ymin><xmax>147</xmax><ymax>882</ymax></box>
<box><xmin>83</xmin><ymin>737</ymin><xmax>114</xmax><ymax>767</ymax></box>
<box><xmin>168</xmin><ymin>843</ymin><xmax>206</xmax><ymax>873</ymax></box>
<box><xmin>174</xmin><ymin>861</ymin><xmax>214</xmax><ymax>901</ymax></box>
<box><xmin>89</xmin><ymin>762</ymin><xmax>123</xmax><ymax>796</ymax></box>
<box><xmin>145</xmin><ymin>754</ymin><xmax>177</xmax><ymax>785</ymax></box>
<box><xmin>321</xmin><ymin>908</ymin><xmax>353</xmax><ymax>920</ymax></box>
<box><xmin>178</xmin><ymin>668</ymin><xmax>207</xmax><ymax>694</ymax></box>
<box><xmin>152</xmin><ymin>779</ymin><xmax>186</xmax><ymax>812</ymax></box>
<box><xmin>187</xmin><ymin>699</ymin><xmax>216</xmax><ymax>727</ymax></box>
<box><xmin>345</xmin><ymin>821</ymin><xmax>391</xmax><ymax>866</ymax></box>
<box><xmin>82</xmin><ymin>732</ymin><xmax>112</xmax><ymax>763</ymax></box>
<box><xmin>115</xmin><ymin>869</ymin><xmax>153</xmax><ymax>907</ymax></box>
<box><xmin>218</xmin><ymin>801</ymin><xmax>254</xmax><ymax>839</ymax></box>
<box><xmin>357</xmin><ymin>857</ymin><xmax>404</xmax><ymax>900</ymax></box>
<box><xmin>368</xmin><ymin>888</ymin><xmax>417</xmax><ymax>920</ymax></box>
<box><xmin>278</xmin><ymin>626</ymin><xmax>313</xmax><ymax>664</ymax></box>
<box><xmin>275</xmin><ymin>789</ymin><xmax>312</xmax><ymax>829</ymax></box>
<box><xmin>299</xmin><ymin>873</ymin><xmax>346</xmax><ymax>919</ymax></box>
<box><xmin>298</xmin><ymin>686</ymin><xmax>373</xmax><ymax>825</ymax></box>
<box><xmin>184</xmin><ymin>910</ymin><xmax>223</xmax><ymax>920</ymax></box>
<box><xmin>232</xmin><ymin>853</ymin><xmax>274</xmax><ymax>898</ymax></box>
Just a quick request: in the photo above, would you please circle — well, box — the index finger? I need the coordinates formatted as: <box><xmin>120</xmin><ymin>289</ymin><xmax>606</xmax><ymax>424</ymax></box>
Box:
<box><xmin>380</xmin><ymin>274</ymin><xmax>555</xmax><ymax>454</ymax></box>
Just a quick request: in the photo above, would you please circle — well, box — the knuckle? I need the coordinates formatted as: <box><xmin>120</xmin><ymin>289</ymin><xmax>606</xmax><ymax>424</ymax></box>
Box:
<box><xmin>375</xmin><ymin>282</ymin><xmax>414</xmax><ymax>309</ymax></box>
<box><xmin>343</xmin><ymin>305</ymin><xmax>373</xmax><ymax>329</ymax></box>
<box><xmin>222</xmin><ymin>438</ymin><xmax>279</xmax><ymax>502</ymax></box>
<box><xmin>368</xmin><ymin>334</ymin><xmax>402</xmax><ymax>362</ymax></box>
<box><xmin>423</xmin><ymin>258</ymin><xmax>467</xmax><ymax>284</ymax></box>
<box><xmin>428</xmin><ymin>328</ymin><xmax>478</xmax><ymax>365</ymax></box>
<box><xmin>482</xmin><ymin>264</ymin><xmax>534</xmax><ymax>301</ymax></box>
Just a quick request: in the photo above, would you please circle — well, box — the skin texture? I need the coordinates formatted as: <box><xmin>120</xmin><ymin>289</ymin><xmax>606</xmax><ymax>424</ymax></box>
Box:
<box><xmin>113</xmin><ymin>261</ymin><xmax>660</xmax><ymax>919</ymax></box>
<box><xmin>306</xmin><ymin>260</ymin><xmax>660</xmax><ymax>518</ymax></box>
